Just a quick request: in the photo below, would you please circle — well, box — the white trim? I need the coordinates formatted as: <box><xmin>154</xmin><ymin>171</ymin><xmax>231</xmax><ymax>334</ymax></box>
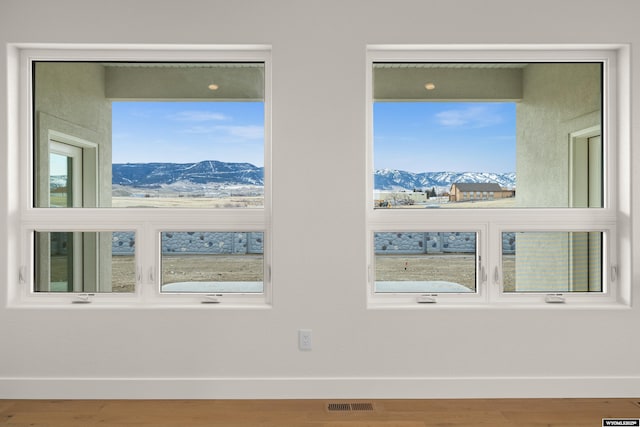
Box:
<box><xmin>0</xmin><ymin>376</ymin><xmax>638</xmax><ymax>399</ymax></box>
<box><xmin>569</xmin><ymin>125</ymin><xmax>602</xmax><ymax>208</ymax></box>
<box><xmin>49</xmin><ymin>130</ymin><xmax>100</xmax><ymax>208</ymax></box>
<box><xmin>15</xmin><ymin>44</ymin><xmax>272</xmax><ymax>63</ymax></box>
<box><xmin>49</xmin><ymin>140</ymin><xmax>83</xmax><ymax>207</ymax></box>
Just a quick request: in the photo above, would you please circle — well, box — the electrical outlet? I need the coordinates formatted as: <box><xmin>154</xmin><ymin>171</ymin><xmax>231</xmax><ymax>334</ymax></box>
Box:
<box><xmin>298</xmin><ymin>329</ymin><xmax>312</xmax><ymax>351</ymax></box>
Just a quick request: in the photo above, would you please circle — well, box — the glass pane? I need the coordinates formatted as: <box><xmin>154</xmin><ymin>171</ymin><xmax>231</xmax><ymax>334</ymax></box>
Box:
<box><xmin>374</xmin><ymin>232</ymin><xmax>476</xmax><ymax>293</ymax></box>
<box><xmin>502</xmin><ymin>231</ymin><xmax>603</xmax><ymax>293</ymax></box>
<box><xmin>35</xmin><ymin>231</ymin><xmax>136</xmax><ymax>293</ymax></box>
<box><xmin>111</xmin><ymin>232</ymin><xmax>137</xmax><ymax>293</ymax></box>
<box><xmin>161</xmin><ymin>232</ymin><xmax>264</xmax><ymax>293</ymax></box>
<box><xmin>34</xmin><ymin>61</ymin><xmax>265</xmax><ymax>208</ymax></box>
<box><xmin>373</xmin><ymin>62</ymin><xmax>602</xmax><ymax>209</ymax></box>
<box><xmin>48</xmin><ymin>232</ymin><xmax>73</xmax><ymax>291</ymax></box>
<box><xmin>49</xmin><ymin>153</ymin><xmax>72</xmax><ymax>207</ymax></box>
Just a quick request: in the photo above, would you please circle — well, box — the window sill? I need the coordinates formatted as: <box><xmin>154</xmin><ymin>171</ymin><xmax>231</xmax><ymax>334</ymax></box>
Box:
<box><xmin>367</xmin><ymin>301</ymin><xmax>630</xmax><ymax>310</ymax></box>
<box><xmin>8</xmin><ymin>301</ymin><xmax>273</xmax><ymax>310</ymax></box>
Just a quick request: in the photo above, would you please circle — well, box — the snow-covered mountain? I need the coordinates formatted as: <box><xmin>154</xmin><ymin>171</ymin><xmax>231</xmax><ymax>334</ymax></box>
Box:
<box><xmin>51</xmin><ymin>161</ymin><xmax>515</xmax><ymax>195</ymax></box>
<box><xmin>112</xmin><ymin>160</ymin><xmax>264</xmax><ymax>187</ymax></box>
<box><xmin>374</xmin><ymin>169</ymin><xmax>516</xmax><ymax>192</ymax></box>
<box><xmin>110</xmin><ymin>161</ymin><xmax>513</xmax><ymax>192</ymax></box>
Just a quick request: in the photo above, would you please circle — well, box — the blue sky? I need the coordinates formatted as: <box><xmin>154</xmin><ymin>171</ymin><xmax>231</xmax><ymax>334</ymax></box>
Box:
<box><xmin>109</xmin><ymin>101</ymin><xmax>515</xmax><ymax>173</ymax></box>
<box><xmin>112</xmin><ymin>101</ymin><xmax>265</xmax><ymax>166</ymax></box>
<box><xmin>49</xmin><ymin>153</ymin><xmax>69</xmax><ymax>177</ymax></box>
<box><xmin>374</xmin><ymin>102</ymin><xmax>516</xmax><ymax>173</ymax></box>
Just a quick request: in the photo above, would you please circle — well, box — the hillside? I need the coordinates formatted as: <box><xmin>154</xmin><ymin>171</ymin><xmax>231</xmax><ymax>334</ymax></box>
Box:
<box><xmin>52</xmin><ymin>161</ymin><xmax>516</xmax><ymax>195</ymax></box>
<box><xmin>112</xmin><ymin>160</ymin><xmax>264</xmax><ymax>187</ymax></box>
<box><xmin>374</xmin><ymin>169</ymin><xmax>516</xmax><ymax>192</ymax></box>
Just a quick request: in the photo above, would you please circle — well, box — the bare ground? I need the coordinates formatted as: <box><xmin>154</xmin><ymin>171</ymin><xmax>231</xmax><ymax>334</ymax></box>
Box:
<box><xmin>111</xmin><ymin>254</ymin><xmax>264</xmax><ymax>293</ymax></box>
<box><xmin>115</xmin><ymin>254</ymin><xmax>516</xmax><ymax>293</ymax></box>
<box><xmin>111</xmin><ymin>196</ymin><xmax>263</xmax><ymax>208</ymax></box>
<box><xmin>110</xmin><ymin>195</ymin><xmax>513</xmax><ymax>209</ymax></box>
<box><xmin>59</xmin><ymin>253</ymin><xmax>516</xmax><ymax>293</ymax></box>
<box><xmin>376</xmin><ymin>254</ymin><xmax>515</xmax><ymax>291</ymax></box>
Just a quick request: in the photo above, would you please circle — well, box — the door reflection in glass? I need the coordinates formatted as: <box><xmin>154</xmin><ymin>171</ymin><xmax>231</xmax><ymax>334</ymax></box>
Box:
<box><xmin>47</xmin><ymin>142</ymin><xmax>83</xmax><ymax>291</ymax></box>
<box><xmin>49</xmin><ymin>152</ymin><xmax>73</xmax><ymax>207</ymax></box>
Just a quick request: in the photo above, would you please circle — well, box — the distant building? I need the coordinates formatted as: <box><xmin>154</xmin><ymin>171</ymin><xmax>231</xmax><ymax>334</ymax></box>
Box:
<box><xmin>449</xmin><ymin>183</ymin><xmax>515</xmax><ymax>202</ymax></box>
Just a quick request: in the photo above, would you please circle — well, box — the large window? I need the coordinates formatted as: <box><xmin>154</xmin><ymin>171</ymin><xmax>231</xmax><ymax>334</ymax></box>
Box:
<box><xmin>15</xmin><ymin>46</ymin><xmax>271</xmax><ymax>306</ymax></box>
<box><xmin>367</xmin><ymin>46</ymin><xmax>627</xmax><ymax>306</ymax></box>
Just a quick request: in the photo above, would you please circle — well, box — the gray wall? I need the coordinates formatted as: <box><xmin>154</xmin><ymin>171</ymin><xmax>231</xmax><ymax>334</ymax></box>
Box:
<box><xmin>0</xmin><ymin>0</ymin><xmax>637</xmax><ymax>400</ymax></box>
<box><xmin>516</xmin><ymin>63</ymin><xmax>601</xmax><ymax>208</ymax></box>
<box><xmin>34</xmin><ymin>62</ymin><xmax>112</xmax><ymax>207</ymax></box>
<box><xmin>515</xmin><ymin>63</ymin><xmax>602</xmax><ymax>290</ymax></box>
<box><xmin>34</xmin><ymin>63</ymin><xmax>113</xmax><ymax>290</ymax></box>
<box><xmin>160</xmin><ymin>232</ymin><xmax>264</xmax><ymax>255</ymax></box>
<box><xmin>109</xmin><ymin>232</ymin><xmax>514</xmax><ymax>255</ymax></box>
<box><xmin>374</xmin><ymin>232</ymin><xmax>515</xmax><ymax>254</ymax></box>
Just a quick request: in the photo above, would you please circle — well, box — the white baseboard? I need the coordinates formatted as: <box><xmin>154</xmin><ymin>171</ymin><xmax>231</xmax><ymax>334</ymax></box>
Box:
<box><xmin>1</xmin><ymin>377</ymin><xmax>639</xmax><ymax>399</ymax></box>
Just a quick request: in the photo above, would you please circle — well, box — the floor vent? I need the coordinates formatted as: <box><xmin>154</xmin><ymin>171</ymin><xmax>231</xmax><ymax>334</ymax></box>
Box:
<box><xmin>327</xmin><ymin>402</ymin><xmax>375</xmax><ymax>412</ymax></box>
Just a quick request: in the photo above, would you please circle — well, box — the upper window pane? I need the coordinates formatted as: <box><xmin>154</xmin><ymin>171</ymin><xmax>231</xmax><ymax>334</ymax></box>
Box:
<box><xmin>372</xmin><ymin>62</ymin><xmax>603</xmax><ymax>209</ymax></box>
<box><xmin>33</xmin><ymin>62</ymin><xmax>265</xmax><ymax>208</ymax></box>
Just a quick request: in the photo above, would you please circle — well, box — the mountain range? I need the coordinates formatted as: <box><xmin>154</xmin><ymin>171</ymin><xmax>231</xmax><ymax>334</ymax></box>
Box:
<box><xmin>54</xmin><ymin>160</ymin><xmax>516</xmax><ymax>192</ymax></box>
<box><xmin>374</xmin><ymin>169</ymin><xmax>516</xmax><ymax>192</ymax></box>
<box><xmin>112</xmin><ymin>160</ymin><xmax>264</xmax><ymax>188</ymax></box>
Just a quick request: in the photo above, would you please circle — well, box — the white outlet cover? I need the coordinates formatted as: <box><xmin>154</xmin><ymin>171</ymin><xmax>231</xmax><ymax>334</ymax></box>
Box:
<box><xmin>298</xmin><ymin>329</ymin><xmax>312</xmax><ymax>351</ymax></box>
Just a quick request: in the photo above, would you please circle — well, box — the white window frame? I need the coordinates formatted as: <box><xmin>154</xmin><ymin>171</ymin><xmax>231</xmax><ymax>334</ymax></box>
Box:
<box><xmin>8</xmin><ymin>44</ymin><xmax>272</xmax><ymax>308</ymax></box>
<box><xmin>366</xmin><ymin>44</ymin><xmax>630</xmax><ymax>308</ymax></box>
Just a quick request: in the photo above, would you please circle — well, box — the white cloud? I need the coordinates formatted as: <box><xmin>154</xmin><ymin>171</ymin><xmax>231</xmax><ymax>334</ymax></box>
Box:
<box><xmin>181</xmin><ymin>125</ymin><xmax>218</xmax><ymax>134</ymax></box>
<box><xmin>181</xmin><ymin>124</ymin><xmax>264</xmax><ymax>140</ymax></box>
<box><xmin>435</xmin><ymin>105</ymin><xmax>504</xmax><ymax>128</ymax></box>
<box><xmin>219</xmin><ymin>125</ymin><xmax>264</xmax><ymax>140</ymax></box>
<box><xmin>171</xmin><ymin>111</ymin><xmax>230</xmax><ymax>122</ymax></box>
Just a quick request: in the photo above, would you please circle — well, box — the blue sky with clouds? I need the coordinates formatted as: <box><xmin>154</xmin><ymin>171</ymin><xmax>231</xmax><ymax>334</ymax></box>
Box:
<box><xmin>374</xmin><ymin>102</ymin><xmax>516</xmax><ymax>173</ymax></box>
<box><xmin>110</xmin><ymin>100</ymin><xmax>515</xmax><ymax>173</ymax></box>
<box><xmin>112</xmin><ymin>101</ymin><xmax>265</xmax><ymax>166</ymax></box>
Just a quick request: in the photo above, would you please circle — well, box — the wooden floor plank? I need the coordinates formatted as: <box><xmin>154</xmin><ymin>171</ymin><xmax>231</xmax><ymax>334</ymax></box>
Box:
<box><xmin>0</xmin><ymin>399</ymin><xmax>638</xmax><ymax>426</ymax></box>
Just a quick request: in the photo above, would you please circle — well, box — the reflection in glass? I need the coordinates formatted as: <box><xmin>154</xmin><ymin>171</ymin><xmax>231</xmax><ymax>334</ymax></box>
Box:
<box><xmin>35</xmin><ymin>231</ymin><xmax>136</xmax><ymax>293</ymax></box>
<box><xmin>49</xmin><ymin>232</ymin><xmax>73</xmax><ymax>291</ymax></box>
<box><xmin>502</xmin><ymin>231</ymin><xmax>603</xmax><ymax>293</ymax></box>
<box><xmin>374</xmin><ymin>232</ymin><xmax>476</xmax><ymax>293</ymax></box>
<box><xmin>49</xmin><ymin>153</ymin><xmax>71</xmax><ymax>207</ymax></box>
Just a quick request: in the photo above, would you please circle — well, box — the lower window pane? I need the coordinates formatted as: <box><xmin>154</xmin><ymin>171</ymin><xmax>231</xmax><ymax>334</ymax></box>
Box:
<box><xmin>502</xmin><ymin>231</ymin><xmax>603</xmax><ymax>293</ymax></box>
<box><xmin>160</xmin><ymin>232</ymin><xmax>264</xmax><ymax>293</ymax></box>
<box><xmin>374</xmin><ymin>232</ymin><xmax>477</xmax><ymax>293</ymax></box>
<box><xmin>35</xmin><ymin>231</ymin><xmax>136</xmax><ymax>293</ymax></box>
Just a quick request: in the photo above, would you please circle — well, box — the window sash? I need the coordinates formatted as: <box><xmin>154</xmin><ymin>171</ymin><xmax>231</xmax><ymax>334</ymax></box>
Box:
<box><xmin>367</xmin><ymin>222</ymin><xmax>618</xmax><ymax>307</ymax></box>
<box><xmin>18</xmin><ymin>223</ymin><xmax>272</xmax><ymax>306</ymax></box>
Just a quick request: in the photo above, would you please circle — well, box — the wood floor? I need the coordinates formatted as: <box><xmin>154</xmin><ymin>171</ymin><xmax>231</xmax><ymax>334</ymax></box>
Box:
<box><xmin>1</xmin><ymin>399</ymin><xmax>639</xmax><ymax>426</ymax></box>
